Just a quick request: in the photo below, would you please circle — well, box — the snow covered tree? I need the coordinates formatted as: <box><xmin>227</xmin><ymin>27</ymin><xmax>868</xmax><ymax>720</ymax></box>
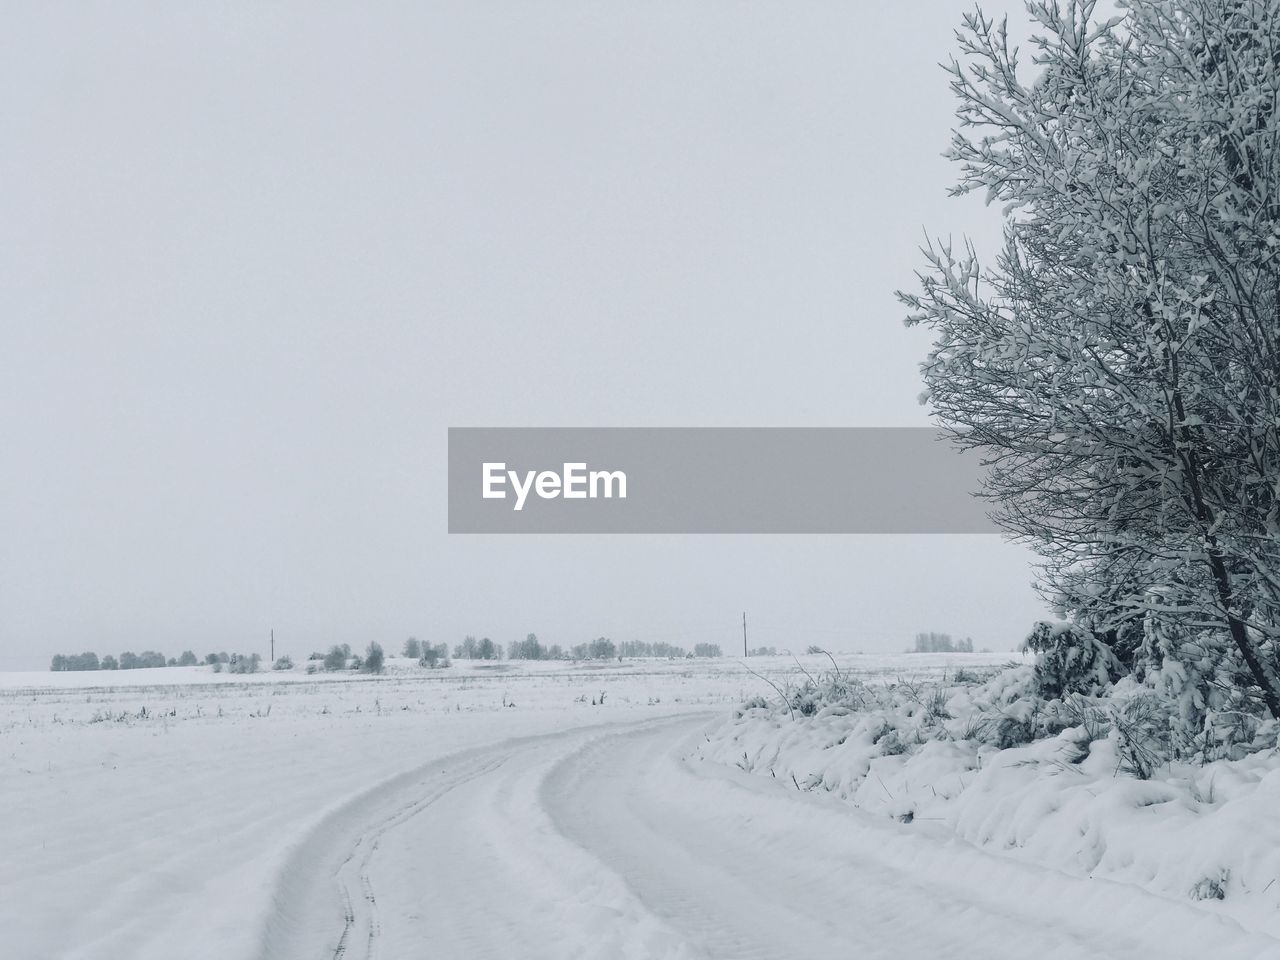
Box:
<box><xmin>913</xmin><ymin>632</ymin><xmax>956</xmax><ymax>653</ymax></box>
<box><xmin>362</xmin><ymin>642</ymin><xmax>385</xmax><ymax>674</ymax></box>
<box><xmin>420</xmin><ymin>642</ymin><xmax>450</xmax><ymax>667</ymax></box>
<box><xmin>323</xmin><ymin>645</ymin><xmax>347</xmax><ymax>671</ymax></box>
<box><xmin>900</xmin><ymin>0</ymin><xmax>1280</xmax><ymax>718</ymax></box>
<box><xmin>588</xmin><ymin>637</ymin><xmax>616</xmax><ymax>659</ymax></box>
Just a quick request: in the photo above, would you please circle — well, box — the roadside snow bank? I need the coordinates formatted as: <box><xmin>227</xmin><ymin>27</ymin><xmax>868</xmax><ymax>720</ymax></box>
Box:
<box><xmin>697</xmin><ymin>667</ymin><xmax>1280</xmax><ymax>936</ymax></box>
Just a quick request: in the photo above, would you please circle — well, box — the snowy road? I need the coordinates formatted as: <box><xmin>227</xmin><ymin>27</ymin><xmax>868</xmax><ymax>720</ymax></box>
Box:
<box><xmin>258</xmin><ymin>715</ymin><xmax>1279</xmax><ymax>960</ymax></box>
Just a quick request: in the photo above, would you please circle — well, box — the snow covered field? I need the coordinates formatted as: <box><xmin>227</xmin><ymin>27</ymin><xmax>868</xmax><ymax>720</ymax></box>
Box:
<box><xmin>4</xmin><ymin>652</ymin><xmax>1274</xmax><ymax>959</ymax></box>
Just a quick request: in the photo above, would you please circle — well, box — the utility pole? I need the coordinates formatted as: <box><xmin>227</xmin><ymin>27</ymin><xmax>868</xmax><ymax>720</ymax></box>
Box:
<box><xmin>270</xmin><ymin>628</ymin><xmax>274</xmax><ymax>664</ymax></box>
<box><xmin>743</xmin><ymin>611</ymin><xmax>748</xmax><ymax>658</ymax></box>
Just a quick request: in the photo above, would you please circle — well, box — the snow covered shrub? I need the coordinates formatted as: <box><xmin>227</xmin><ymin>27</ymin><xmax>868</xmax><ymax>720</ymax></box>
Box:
<box><xmin>992</xmin><ymin>715</ymin><xmax>1037</xmax><ymax>749</ymax></box>
<box><xmin>1189</xmin><ymin>870</ymin><xmax>1229</xmax><ymax>902</ymax></box>
<box><xmin>782</xmin><ymin>668</ymin><xmax>870</xmax><ymax>718</ymax></box>
<box><xmin>818</xmin><ymin>671</ymin><xmax>868</xmax><ymax>710</ymax></box>
<box><xmin>1023</xmin><ymin>622</ymin><xmax>1120</xmax><ymax>700</ymax></box>
<box><xmin>1143</xmin><ymin>618</ymin><xmax>1269</xmax><ymax>761</ymax></box>
<box><xmin>273</xmin><ymin>655</ymin><xmax>293</xmax><ymax>671</ymax></box>
<box><xmin>942</xmin><ymin>664</ymin><xmax>1065</xmax><ymax>749</ymax></box>
<box><xmin>1203</xmin><ymin>707</ymin><xmax>1268</xmax><ymax>762</ymax></box>
<box><xmin>874</xmin><ymin>725</ymin><xmax>908</xmax><ymax>757</ymax></box>
<box><xmin>227</xmin><ymin>653</ymin><xmax>261</xmax><ymax>674</ymax></box>
<box><xmin>1057</xmin><ymin>694</ymin><xmax>1112</xmax><ymax>745</ymax></box>
<box><xmin>922</xmin><ymin>686</ymin><xmax>952</xmax><ymax>725</ymax></box>
<box><xmin>1106</xmin><ymin>691</ymin><xmax>1173</xmax><ymax>780</ymax></box>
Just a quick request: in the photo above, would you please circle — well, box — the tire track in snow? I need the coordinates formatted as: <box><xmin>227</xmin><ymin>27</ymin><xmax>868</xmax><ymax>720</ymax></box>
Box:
<box><xmin>328</xmin><ymin>753</ymin><xmax>510</xmax><ymax>960</ymax></box>
<box><xmin>257</xmin><ymin>717</ymin><xmax>700</xmax><ymax>960</ymax></box>
<box><xmin>258</xmin><ymin>746</ymin><xmax>512</xmax><ymax>960</ymax></box>
<box><xmin>362</xmin><ymin>714</ymin><xmax>710</xmax><ymax>960</ymax></box>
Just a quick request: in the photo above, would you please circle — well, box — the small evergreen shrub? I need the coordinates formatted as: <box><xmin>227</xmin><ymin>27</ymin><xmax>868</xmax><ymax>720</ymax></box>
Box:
<box><xmin>1024</xmin><ymin>621</ymin><xmax>1121</xmax><ymax>699</ymax></box>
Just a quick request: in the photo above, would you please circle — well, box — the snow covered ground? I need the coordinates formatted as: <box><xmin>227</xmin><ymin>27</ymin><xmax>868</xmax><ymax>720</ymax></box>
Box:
<box><xmin>4</xmin><ymin>652</ymin><xmax>1272</xmax><ymax>959</ymax></box>
<box><xmin>696</xmin><ymin>662</ymin><xmax>1280</xmax><ymax>955</ymax></box>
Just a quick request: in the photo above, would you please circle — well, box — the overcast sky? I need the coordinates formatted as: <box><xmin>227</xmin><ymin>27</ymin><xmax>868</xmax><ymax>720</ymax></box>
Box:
<box><xmin>1</xmin><ymin>2</ymin><xmax>1052</xmax><ymax>669</ymax></box>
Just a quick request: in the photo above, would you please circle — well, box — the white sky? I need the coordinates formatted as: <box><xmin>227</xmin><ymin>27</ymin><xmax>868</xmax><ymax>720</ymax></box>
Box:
<box><xmin>1</xmin><ymin>2</ymin><xmax>1053</xmax><ymax>669</ymax></box>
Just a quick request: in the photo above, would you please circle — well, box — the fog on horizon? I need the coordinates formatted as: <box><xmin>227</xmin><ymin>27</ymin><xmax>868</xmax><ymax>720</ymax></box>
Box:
<box><xmin>0</xmin><ymin>2</ymin><xmax>1052</xmax><ymax>671</ymax></box>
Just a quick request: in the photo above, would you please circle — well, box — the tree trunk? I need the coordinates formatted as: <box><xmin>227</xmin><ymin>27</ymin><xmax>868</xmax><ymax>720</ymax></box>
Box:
<box><xmin>1205</xmin><ymin>548</ymin><xmax>1280</xmax><ymax>718</ymax></box>
<box><xmin>1173</xmin><ymin>388</ymin><xmax>1280</xmax><ymax>718</ymax></box>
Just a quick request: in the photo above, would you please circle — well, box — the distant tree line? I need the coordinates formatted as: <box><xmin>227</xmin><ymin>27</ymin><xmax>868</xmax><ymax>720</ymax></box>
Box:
<box><xmin>464</xmin><ymin>634</ymin><xmax>723</xmax><ymax>661</ymax></box>
<box><xmin>51</xmin><ymin>649</ymin><xmax>200</xmax><ymax>671</ymax></box>
<box><xmin>911</xmin><ymin>632</ymin><xmax>974</xmax><ymax>654</ymax></box>
<box><xmin>52</xmin><ymin>632</ymin><xmax>728</xmax><ymax>674</ymax></box>
<box><xmin>392</xmin><ymin>633</ymin><xmax>730</xmax><ymax>663</ymax></box>
<box><xmin>623</xmin><ymin>640</ymin><xmax>720</xmax><ymax>658</ymax></box>
<box><xmin>619</xmin><ymin>640</ymin><xmax>682</xmax><ymax>658</ymax></box>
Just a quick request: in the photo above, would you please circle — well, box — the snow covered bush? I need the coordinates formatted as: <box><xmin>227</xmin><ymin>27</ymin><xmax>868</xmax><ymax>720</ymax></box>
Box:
<box><xmin>420</xmin><ymin>643</ymin><xmax>450</xmax><ymax>668</ymax></box>
<box><xmin>226</xmin><ymin>653</ymin><xmax>261</xmax><ymax>674</ymax></box>
<box><xmin>1023</xmin><ymin>621</ymin><xmax>1120</xmax><ymax>700</ymax></box>
<box><xmin>702</xmin><ymin>658</ymin><xmax>1280</xmax><ymax>914</ymax></box>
